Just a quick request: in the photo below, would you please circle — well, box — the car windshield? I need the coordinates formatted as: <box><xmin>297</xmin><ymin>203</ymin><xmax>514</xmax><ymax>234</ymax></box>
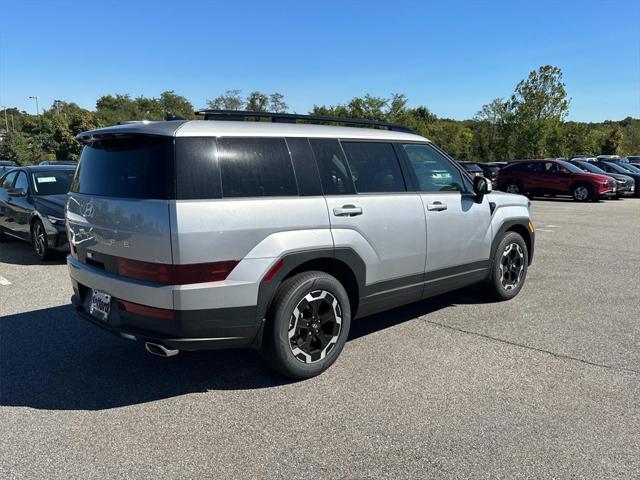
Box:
<box><xmin>618</xmin><ymin>163</ymin><xmax>640</xmax><ymax>174</ymax></box>
<box><xmin>575</xmin><ymin>161</ymin><xmax>606</xmax><ymax>174</ymax></box>
<box><xmin>31</xmin><ymin>170</ymin><xmax>75</xmax><ymax>195</ymax></box>
<box><xmin>557</xmin><ymin>160</ymin><xmax>584</xmax><ymax>173</ymax></box>
<box><xmin>464</xmin><ymin>164</ymin><xmax>482</xmax><ymax>171</ymax></box>
<box><xmin>605</xmin><ymin>162</ymin><xmax>636</xmax><ymax>174</ymax></box>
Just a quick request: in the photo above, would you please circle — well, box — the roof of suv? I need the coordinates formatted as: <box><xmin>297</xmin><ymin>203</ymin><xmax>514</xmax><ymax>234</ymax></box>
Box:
<box><xmin>77</xmin><ymin>119</ymin><xmax>429</xmax><ymax>143</ymax></box>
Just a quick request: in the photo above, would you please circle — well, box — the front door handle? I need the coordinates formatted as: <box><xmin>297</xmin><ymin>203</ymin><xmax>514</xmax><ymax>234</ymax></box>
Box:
<box><xmin>427</xmin><ymin>201</ymin><xmax>447</xmax><ymax>211</ymax></box>
<box><xmin>333</xmin><ymin>205</ymin><xmax>363</xmax><ymax>217</ymax></box>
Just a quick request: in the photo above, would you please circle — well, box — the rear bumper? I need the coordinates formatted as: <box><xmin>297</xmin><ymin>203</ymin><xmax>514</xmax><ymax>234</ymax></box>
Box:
<box><xmin>71</xmin><ymin>292</ymin><xmax>261</xmax><ymax>350</ymax></box>
<box><xmin>68</xmin><ymin>256</ymin><xmax>263</xmax><ymax>351</ymax></box>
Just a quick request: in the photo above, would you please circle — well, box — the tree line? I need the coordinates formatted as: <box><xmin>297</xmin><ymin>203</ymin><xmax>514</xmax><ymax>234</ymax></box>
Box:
<box><xmin>1</xmin><ymin>65</ymin><xmax>637</xmax><ymax>165</ymax></box>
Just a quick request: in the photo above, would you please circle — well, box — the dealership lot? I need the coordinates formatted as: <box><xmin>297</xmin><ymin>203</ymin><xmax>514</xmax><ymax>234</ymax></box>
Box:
<box><xmin>1</xmin><ymin>199</ymin><xmax>639</xmax><ymax>479</ymax></box>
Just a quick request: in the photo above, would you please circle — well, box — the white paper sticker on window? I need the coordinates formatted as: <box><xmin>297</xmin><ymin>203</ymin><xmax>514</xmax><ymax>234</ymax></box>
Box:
<box><xmin>36</xmin><ymin>177</ymin><xmax>57</xmax><ymax>183</ymax></box>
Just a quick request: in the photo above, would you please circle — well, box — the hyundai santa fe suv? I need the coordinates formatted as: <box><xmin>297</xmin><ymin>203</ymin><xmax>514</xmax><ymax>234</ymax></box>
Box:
<box><xmin>67</xmin><ymin>111</ymin><xmax>535</xmax><ymax>379</ymax></box>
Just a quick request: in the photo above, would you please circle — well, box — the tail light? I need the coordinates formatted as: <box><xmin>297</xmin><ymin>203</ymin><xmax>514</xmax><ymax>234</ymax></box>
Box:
<box><xmin>117</xmin><ymin>258</ymin><xmax>238</xmax><ymax>285</ymax></box>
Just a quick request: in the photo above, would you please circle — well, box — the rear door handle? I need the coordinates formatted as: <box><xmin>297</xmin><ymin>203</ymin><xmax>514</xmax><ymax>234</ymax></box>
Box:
<box><xmin>427</xmin><ymin>201</ymin><xmax>447</xmax><ymax>211</ymax></box>
<box><xmin>333</xmin><ymin>205</ymin><xmax>363</xmax><ymax>217</ymax></box>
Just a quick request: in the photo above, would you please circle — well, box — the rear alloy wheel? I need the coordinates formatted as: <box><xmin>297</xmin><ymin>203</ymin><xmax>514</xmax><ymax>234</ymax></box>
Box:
<box><xmin>31</xmin><ymin>219</ymin><xmax>52</xmax><ymax>260</ymax></box>
<box><xmin>571</xmin><ymin>184</ymin><xmax>592</xmax><ymax>202</ymax></box>
<box><xmin>485</xmin><ymin>231</ymin><xmax>528</xmax><ymax>301</ymax></box>
<box><xmin>261</xmin><ymin>271</ymin><xmax>351</xmax><ymax>380</ymax></box>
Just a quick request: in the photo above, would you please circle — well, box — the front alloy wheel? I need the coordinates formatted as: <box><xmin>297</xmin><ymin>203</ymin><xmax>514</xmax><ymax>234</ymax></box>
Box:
<box><xmin>32</xmin><ymin>219</ymin><xmax>51</xmax><ymax>260</ymax></box>
<box><xmin>485</xmin><ymin>231</ymin><xmax>528</xmax><ymax>301</ymax></box>
<box><xmin>499</xmin><ymin>243</ymin><xmax>525</xmax><ymax>291</ymax></box>
<box><xmin>572</xmin><ymin>185</ymin><xmax>591</xmax><ymax>201</ymax></box>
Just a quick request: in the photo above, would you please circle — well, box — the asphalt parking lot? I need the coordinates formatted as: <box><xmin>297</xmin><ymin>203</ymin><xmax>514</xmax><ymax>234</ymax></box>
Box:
<box><xmin>1</xmin><ymin>198</ymin><xmax>639</xmax><ymax>479</ymax></box>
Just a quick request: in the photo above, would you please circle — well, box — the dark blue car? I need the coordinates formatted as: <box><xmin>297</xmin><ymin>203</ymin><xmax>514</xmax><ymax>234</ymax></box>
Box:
<box><xmin>0</xmin><ymin>165</ymin><xmax>75</xmax><ymax>259</ymax></box>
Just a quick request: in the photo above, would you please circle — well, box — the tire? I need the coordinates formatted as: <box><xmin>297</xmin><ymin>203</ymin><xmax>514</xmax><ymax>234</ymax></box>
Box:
<box><xmin>260</xmin><ymin>271</ymin><xmax>351</xmax><ymax>380</ymax></box>
<box><xmin>0</xmin><ymin>229</ymin><xmax>6</xmax><ymax>244</ymax></box>
<box><xmin>505</xmin><ymin>181</ymin><xmax>522</xmax><ymax>195</ymax></box>
<box><xmin>31</xmin><ymin>219</ymin><xmax>52</xmax><ymax>261</ymax></box>
<box><xmin>571</xmin><ymin>184</ymin><xmax>592</xmax><ymax>202</ymax></box>
<box><xmin>485</xmin><ymin>231</ymin><xmax>528</xmax><ymax>301</ymax></box>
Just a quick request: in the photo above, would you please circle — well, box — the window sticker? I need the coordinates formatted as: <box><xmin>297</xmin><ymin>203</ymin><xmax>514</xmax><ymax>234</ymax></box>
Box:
<box><xmin>36</xmin><ymin>176</ymin><xmax>57</xmax><ymax>183</ymax></box>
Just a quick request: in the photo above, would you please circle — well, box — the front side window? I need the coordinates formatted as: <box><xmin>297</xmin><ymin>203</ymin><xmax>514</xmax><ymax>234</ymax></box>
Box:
<box><xmin>401</xmin><ymin>143</ymin><xmax>465</xmax><ymax>192</ymax></box>
<box><xmin>218</xmin><ymin>137</ymin><xmax>298</xmax><ymax>197</ymax></box>
<box><xmin>341</xmin><ymin>142</ymin><xmax>406</xmax><ymax>193</ymax></box>
<box><xmin>13</xmin><ymin>172</ymin><xmax>29</xmax><ymax>192</ymax></box>
<box><xmin>1</xmin><ymin>171</ymin><xmax>17</xmax><ymax>190</ymax></box>
<box><xmin>309</xmin><ymin>139</ymin><xmax>355</xmax><ymax>195</ymax></box>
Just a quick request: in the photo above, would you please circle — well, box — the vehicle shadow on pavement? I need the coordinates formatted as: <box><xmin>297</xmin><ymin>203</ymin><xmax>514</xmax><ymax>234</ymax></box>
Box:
<box><xmin>0</xmin><ymin>239</ymin><xmax>67</xmax><ymax>266</ymax></box>
<box><xmin>0</xmin><ymin>286</ymin><xmax>493</xmax><ymax>411</ymax></box>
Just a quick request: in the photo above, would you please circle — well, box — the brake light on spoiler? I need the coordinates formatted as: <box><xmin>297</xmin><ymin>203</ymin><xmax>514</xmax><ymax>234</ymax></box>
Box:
<box><xmin>117</xmin><ymin>258</ymin><xmax>239</xmax><ymax>285</ymax></box>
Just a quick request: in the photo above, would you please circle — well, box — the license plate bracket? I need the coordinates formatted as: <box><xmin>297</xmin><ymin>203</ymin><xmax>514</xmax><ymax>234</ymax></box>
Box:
<box><xmin>89</xmin><ymin>289</ymin><xmax>111</xmax><ymax>321</ymax></box>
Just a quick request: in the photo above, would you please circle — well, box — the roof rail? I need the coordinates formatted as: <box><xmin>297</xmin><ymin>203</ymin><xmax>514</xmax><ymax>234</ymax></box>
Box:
<box><xmin>195</xmin><ymin>109</ymin><xmax>416</xmax><ymax>134</ymax></box>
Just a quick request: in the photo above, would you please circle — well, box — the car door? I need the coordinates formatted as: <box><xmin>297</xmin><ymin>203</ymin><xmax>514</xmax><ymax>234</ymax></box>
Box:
<box><xmin>7</xmin><ymin>170</ymin><xmax>33</xmax><ymax>239</ymax></box>
<box><xmin>309</xmin><ymin>138</ymin><xmax>427</xmax><ymax>315</ymax></box>
<box><xmin>0</xmin><ymin>170</ymin><xmax>18</xmax><ymax>233</ymax></box>
<box><xmin>397</xmin><ymin>143</ymin><xmax>492</xmax><ymax>294</ymax></box>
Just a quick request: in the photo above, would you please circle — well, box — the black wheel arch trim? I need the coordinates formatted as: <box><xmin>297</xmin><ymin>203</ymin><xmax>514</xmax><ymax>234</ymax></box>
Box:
<box><xmin>253</xmin><ymin>247</ymin><xmax>366</xmax><ymax>348</ymax></box>
<box><xmin>491</xmin><ymin>218</ymin><xmax>535</xmax><ymax>267</ymax></box>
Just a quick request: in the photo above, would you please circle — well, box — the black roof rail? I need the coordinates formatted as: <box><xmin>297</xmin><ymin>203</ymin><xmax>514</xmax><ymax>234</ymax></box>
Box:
<box><xmin>195</xmin><ymin>109</ymin><xmax>416</xmax><ymax>134</ymax></box>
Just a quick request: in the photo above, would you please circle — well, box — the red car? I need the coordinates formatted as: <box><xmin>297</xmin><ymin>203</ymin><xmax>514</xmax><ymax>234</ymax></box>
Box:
<box><xmin>497</xmin><ymin>159</ymin><xmax>617</xmax><ymax>201</ymax></box>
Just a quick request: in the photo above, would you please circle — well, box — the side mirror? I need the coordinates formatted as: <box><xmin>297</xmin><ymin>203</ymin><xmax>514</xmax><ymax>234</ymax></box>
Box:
<box><xmin>559</xmin><ymin>167</ymin><xmax>570</xmax><ymax>174</ymax></box>
<box><xmin>473</xmin><ymin>175</ymin><xmax>492</xmax><ymax>199</ymax></box>
<box><xmin>8</xmin><ymin>188</ymin><xmax>26</xmax><ymax>197</ymax></box>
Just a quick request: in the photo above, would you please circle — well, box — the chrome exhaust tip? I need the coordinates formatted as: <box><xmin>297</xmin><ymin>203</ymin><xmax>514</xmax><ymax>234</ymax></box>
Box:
<box><xmin>145</xmin><ymin>342</ymin><xmax>179</xmax><ymax>358</ymax></box>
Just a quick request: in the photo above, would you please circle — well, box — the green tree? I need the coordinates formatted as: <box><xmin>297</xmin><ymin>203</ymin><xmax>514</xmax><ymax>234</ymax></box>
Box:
<box><xmin>269</xmin><ymin>93</ymin><xmax>288</xmax><ymax>113</ymax></box>
<box><xmin>601</xmin><ymin>123</ymin><xmax>623</xmax><ymax>154</ymax></box>
<box><xmin>245</xmin><ymin>91</ymin><xmax>269</xmax><ymax>112</ymax></box>
<box><xmin>159</xmin><ymin>91</ymin><xmax>195</xmax><ymax>119</ymax></box>
<box><xmin>509</xmin><ymin>65</ymin><xmax>570</xmax><ymax>158</ymax></box>
<box><xmin>207</xmin><ymin>89</ymin><xmax>243</xmax><ymax>110</ymax></box>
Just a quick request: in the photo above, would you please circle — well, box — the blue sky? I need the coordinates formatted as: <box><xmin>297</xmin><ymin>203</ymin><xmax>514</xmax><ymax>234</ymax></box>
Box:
<box><xmin>1</xmin><ymin>0</ymin><xmax>639</xmax><ymax>121</ymax></box>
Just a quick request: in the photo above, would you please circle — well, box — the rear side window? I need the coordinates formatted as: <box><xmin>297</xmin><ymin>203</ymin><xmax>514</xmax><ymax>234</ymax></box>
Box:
<box><xmin>72</xmin><ymin>136</ymin><xmax>174</xmax><ymax>199</ymax></box>
<box><xmin>309</xmin><ymin>139</ymin><xmax>355</xmax><ymax>195</ymax></box>
<box><xmin>175</xmin><ymin>137</ymin><xmax>221</xmax><ymax>200</ymax></box>
<box><xmin>218</xmin><ymin>138</ymin><xmax>298</xmax><ymax>197</ymax></box>
<box><xmin>341</xmin><ymin>142</ymin><xmax>406</xmax><ymax>193</ymax></box>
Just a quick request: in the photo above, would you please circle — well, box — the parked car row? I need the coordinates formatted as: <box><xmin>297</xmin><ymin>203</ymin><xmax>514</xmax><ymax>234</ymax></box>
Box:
<box><xmin>457</xmin><ymin>155</ymin><xmax>640</xmax><ymax>202</ymax></box>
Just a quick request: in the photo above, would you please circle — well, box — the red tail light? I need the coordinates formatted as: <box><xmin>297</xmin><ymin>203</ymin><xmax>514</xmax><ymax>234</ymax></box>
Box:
<box><xmin>117</xmin><ymin>258</ymin><xmax>238</xmax><ymax>285</ymax></box>
<box><xmin>118</xmin><ymin>300</ymin><xmax>174</xmax><ymax>320</ymax></box>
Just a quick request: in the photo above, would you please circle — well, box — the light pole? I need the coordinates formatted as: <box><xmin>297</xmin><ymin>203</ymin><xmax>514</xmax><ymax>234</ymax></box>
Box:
<box><xmin>28</xmin><ymin>95</ymin><xmax>40</xmax><ymax>116</ymax></box>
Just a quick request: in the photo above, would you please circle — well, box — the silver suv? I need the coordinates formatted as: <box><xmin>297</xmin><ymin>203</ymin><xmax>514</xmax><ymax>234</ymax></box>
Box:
<box><xmin>67</xmin><ymin>112</ymin><xmax>534</xmax><ymax>379</ymax></box>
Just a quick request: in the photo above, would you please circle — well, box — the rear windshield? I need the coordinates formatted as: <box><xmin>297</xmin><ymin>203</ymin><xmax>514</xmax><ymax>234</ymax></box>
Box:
<box><xmin>32</xmin><ymin>170</ymin><xmax>75</xmax><ymax>195</ymax></box>
<box><xmin>71</xmin><ymin>135</ymin><xmax>174</xmax><ymax>199</ymax></box>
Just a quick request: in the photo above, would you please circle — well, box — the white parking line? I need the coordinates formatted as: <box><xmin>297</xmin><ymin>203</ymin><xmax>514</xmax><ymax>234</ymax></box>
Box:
<box><xmin>537</xmin><ymin>229</ymin><xmax>554</xmax><ymax>232</ymax></box>
<box><xmin>0</xmin><ymin>275</ymin><xmax>11</xmax><ymax>286</ymax></box>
